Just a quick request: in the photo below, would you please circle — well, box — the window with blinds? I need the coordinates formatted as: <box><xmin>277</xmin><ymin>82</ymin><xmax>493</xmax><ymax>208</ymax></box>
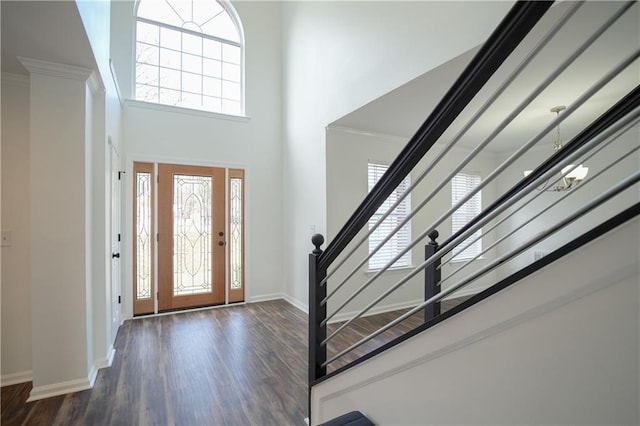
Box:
<box><xmin>368</xmin><ymin>162</ymin><xmax>412</xmax><ymax>270</ymax></box>
<box><xmin>451</xmin><ymin>172</ymin><xmax>482</xmax><ymax>262</ymax></box>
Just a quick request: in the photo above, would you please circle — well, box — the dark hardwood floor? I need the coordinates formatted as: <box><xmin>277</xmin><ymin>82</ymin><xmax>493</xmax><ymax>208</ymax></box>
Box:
<box><xmin>2</xmin><ymin>300</ymin><xmax>309</xmax><ymax>426</ymax></box>
<box><xmin>1</xmin><ymin>297</ymin><xmax>468</xmax><ymax>425</ymax></box>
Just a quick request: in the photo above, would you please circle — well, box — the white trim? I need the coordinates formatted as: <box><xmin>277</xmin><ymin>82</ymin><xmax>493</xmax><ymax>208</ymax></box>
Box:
<box><xmin>88</xmin><ymin>366</ymin><xmax>99</xmax><ymax>388</ymax></box>
<box><xmin>125</xmin><ymin>99</ymin><xmax>250</xmax><ymax>122</ymax></box>
<box><xmin>17</xmin><ymin>57</ymin><xmax>93</xmax><ymax>81</ymax></box>
<box><xmin>247</xmin><ymin>293</ymin><xmax>308</xmax><ymax>314</ymax></box>
<box><xmin>310</xmin><ymin>218</ymin><xmax>640</xmax><ymax>424</ymax></box>
<box><xmin>27</xmin><ymin>377</ymin><xmax>92</xmax><ymax>402</ymax></box>
<box><xmin>108</xmin><ymin>135</ymin><xmax>121</xmax><ymax>158</ymax></box>
<box><xmin>109</xmin><ymin>58</ymin><xmax>124</xmax><ymax>105</ymax></box>
<box><xmin>130</xmin><ymin>301</ymin><xmax>248</xmax><ymax>320</ymax></box>
<box><xmin>1</xmin><ymin>370</ymin><xmax>33</xmax><ymax>386</ymax></box>
<box><xmin>94</xmin><ymin>346</ymin><xmax>116</xmax><ymax>370</ymax></box>
<box><xmin>1</xmin><ymin>72</ymin><xmax>29</xmax><ymax>87</ymax></box>
<box><xmin>87</xmin><ymin>71</ymin><xmax>105</xmax><ymax>95</ymax></box>
<box><xmin>326</xmin><ymin>125</ymin><xmax>410</xmax><ymax>142</ymax></box>
<box><xmin>225</xmin><ymin>168</ymin><xmax>230</xmax><ymax>304</ymax></box>
<box><xmin>107</xmin><ymin>346</ymin><xmax>116</xmax><ymax>367</ymax></box>
<box><xmin>127</xmin><ymin>153</ymin><xmax>248</xmax><ymax>177</ymax></box>
<box><xmin>125</xmin><ymin>155</ymin><xmax>251</xmax><ymax>318</ymax></box>
<box><xmin>248</xmin><ymin>292</ymin><xmax>287</xmax><ymax>304</ymax></box>
<box><xmin>317</xmin><ymin>272</ymin><xmax>632</xmax><ymax>406</ymax></box>
<box><xmin>133</xmin><ymin>0</ymin><xmax>246</xmax><ymax>116</ymax></box>
<box><xmin>328</xmin><ymin>298</ymin><xmax>423</xmax><ymax>324</ymax></box>
<box><xmin>282</xmin><ymin>294</ymin><xmax>309</xmax><ymax>314</ymax></box>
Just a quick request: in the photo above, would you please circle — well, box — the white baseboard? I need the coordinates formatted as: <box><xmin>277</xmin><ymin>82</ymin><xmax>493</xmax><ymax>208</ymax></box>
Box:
<box><xmin>25</xmin><ymin>346</ymin><xmax>117</xmax><ymax>401</ymax></box>
<box><xmin>328</xmin><ymin>299</ymin><xmax>423</xmax><ymax>324</ymax></box>
<box><xmin>94</xmin><ymin>346</ymin><xmax>116</xmax><ymax>370</ymax></box>
<box><xmin>27</xmin><ymin>377</ymin><xmax>92</xmax><ymax>402</ymax></box>
<box><xmin>106</xmin><ymin>346</ymin><xmax>116</xmax><ymax>367</ymax></box>
<box><xmin>1</xmin><ymin>370</ymin><xmax>33</xmax><ymax>386</ymax></box>
<box><xmin>248</xmin><ymin>292</ymin><xmax>309</xmax><ymax>314</ymax></box>
<box><xmin>282</xmin><ymin>294</ymin><xmax>309</xmax><ymax>314</ymax></box>
<box><xmin>88</xmin><ymin>366</ymin><xmax>98</xmax><ymax>388</ymax></box>
<box><xmin>248</xmin><ymin>292</ymin><xmax>286</xmax><ymax>303</ymax></box>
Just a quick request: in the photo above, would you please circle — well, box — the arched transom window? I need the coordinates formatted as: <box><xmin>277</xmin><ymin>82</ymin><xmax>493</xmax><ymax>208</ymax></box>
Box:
<box><xmin>135</xmin><ymin>0</ymin><xmax>244</xmax><ymax>116</ymax></box>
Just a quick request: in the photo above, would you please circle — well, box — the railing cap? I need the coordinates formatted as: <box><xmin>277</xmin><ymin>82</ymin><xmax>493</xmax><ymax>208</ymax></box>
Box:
<box><xmin>428</xmin><ymin>229</ymin><xmax>439</xmax><ymax>245</ymax></box>
<box><xmin>312</xmin><ymin>234</ymin><xmax>325</xmax><ymax>255</ymax></box>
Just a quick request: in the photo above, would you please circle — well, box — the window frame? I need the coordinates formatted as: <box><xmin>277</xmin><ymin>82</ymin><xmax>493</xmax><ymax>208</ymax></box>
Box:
<box><xmin>367</xmin><ymin>162</ymin><xmax>412</xmax><ymax>271</ymax></box>
<box><xmin>451</xmin><ymin>172</ymin><xmax>483</xmax><ymax>263</ymax></box>
<box><xmin>133</xmin><ymin>0</ymin><xmax>245</xmax><ymax>117</ymax></box>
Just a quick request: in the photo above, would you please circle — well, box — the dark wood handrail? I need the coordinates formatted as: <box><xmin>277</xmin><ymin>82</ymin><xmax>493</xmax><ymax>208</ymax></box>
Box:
<box><xmin>318</xmin><ymin>1</ymin><xmax>554</xmax><ymax>272</ymax></box>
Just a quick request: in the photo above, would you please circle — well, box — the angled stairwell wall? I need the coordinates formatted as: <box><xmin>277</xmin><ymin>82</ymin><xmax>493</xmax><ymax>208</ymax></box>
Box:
<box><xmin>311</xmin><ymin>216</ymin><xmax>639</xmax><ymax>426</ymax></box>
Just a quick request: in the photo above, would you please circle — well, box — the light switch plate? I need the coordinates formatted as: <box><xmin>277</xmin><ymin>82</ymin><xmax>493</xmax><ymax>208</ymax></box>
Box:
<box><xmin>1</xmin><ymin>231</ymin><xmax>12</xmax><ymax>247</ymax></box>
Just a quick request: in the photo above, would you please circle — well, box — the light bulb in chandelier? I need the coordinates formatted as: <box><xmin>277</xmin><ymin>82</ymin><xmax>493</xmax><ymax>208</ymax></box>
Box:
<box><xmin>523</xmin><ymin>106</ymin><xmax>589</xmax><ymax>191</ymax></box>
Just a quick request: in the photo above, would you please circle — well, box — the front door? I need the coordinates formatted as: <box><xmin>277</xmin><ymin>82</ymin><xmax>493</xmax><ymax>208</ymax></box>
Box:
<box><xmin>157</xmin><ymin>164</ymin><xmax>226</xmax><ymax>311</ymax></box>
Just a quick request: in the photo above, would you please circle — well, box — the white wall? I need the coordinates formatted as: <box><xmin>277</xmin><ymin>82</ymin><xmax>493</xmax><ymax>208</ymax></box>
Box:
<box><xmin>325</xmin><ymin>127</ymin><xmax>500</xmax><ymax>320</ymax></box>
<box><xmin>0</xmin><ymin>0</ymin><xmax>123</xmax><ymax>394</ymax></box>
<box><xmin>282</xmin><ymin>1</ymin><xmax>514</xmax><ymax>309</ymax></box>
<box><xmin>75</xmin><ymin>0</ymin><xmax>125</xmax><ymax>378</ymax></box>
<box><xmin>26</xmin><ymin>66</ymin><xmax>92</xmax><ymax>396</ymax></box>
<box><xmin>115</xmin><ymin>1</ymin><xmax>284</xmax><ymax>313</ymax></box>
<box><xmin>494</xmin><ymin>127</ymin><xmax>640</xmax><ymax>279</ymax></box>
<box><xmin>1</xmin><ymin>74</ymin><xmax>32</xmax><ymax>385</ymax></box>
<box><xmin>312</xmin><ymin>216</ymin><xmax>640</xmax><ymax>426</ymax></box>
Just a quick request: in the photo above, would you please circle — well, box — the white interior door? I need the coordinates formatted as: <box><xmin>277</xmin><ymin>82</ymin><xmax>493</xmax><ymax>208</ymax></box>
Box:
<box><xmin>110</xmin><ymin>144</ymin><xmax>122</xmax><ymax>341</ymax></box>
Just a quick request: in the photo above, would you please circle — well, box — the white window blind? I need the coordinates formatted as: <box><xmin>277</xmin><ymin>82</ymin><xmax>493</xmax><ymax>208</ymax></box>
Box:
<box><xmin>451</xmin><ymin>172</ymin><xmax>482</xmax><ymax>262</ymax></box>
<box><xmin>368</xmin><ymin>162</ymin><xmax>411</xmax><ymax>270</ymax></box>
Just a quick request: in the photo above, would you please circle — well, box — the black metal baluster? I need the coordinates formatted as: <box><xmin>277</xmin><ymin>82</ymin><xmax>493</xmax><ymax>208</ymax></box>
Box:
<box><xmin>424</xmin><ymin>230</ymin><xmax>441</xmax><ymax>323</ymax></box>
<box><xmin>309</xmin><ymin>233</ymin><xmax>327</xmax><ymax>387</ymax></box>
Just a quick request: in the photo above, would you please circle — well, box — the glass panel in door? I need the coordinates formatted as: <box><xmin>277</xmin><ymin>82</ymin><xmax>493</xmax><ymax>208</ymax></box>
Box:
<box><xmin>158</xmin><ymin>164</ymin><xmax>225</xmax><ymax>311</ymax></box>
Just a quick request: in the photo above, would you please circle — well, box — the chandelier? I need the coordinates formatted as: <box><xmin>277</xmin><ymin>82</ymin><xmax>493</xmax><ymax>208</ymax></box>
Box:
<box><xmin>524</xmin><ymin>106</ymin><xmax>589</xmax><ymax>191</ymax></box>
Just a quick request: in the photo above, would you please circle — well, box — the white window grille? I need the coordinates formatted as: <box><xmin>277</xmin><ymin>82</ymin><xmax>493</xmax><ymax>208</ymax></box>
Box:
<box><xmin>451</xmin><ymin>172</ymin><xmax>482</xmax><ymax>262</ymax></box>
<box><xmin>368</xmin><ymin>162</ymin><xmax>411</xmax><ymax>270</ymax></box>
<box><xmin>135</xmin><ymin>0</ymin><xmax>243</xmax><ymax>116</ymax></box>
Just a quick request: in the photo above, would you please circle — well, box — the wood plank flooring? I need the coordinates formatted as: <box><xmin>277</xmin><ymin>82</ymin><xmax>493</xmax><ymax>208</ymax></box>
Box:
<box><xmin>2</xmin><ymin>300</ymin><xmax>308</xmax><ymax>426</ymax></box>
<box><xmin>1</xmin><ymin>297</ymin><xmax>468</xmax><ymax>425</ymax></box>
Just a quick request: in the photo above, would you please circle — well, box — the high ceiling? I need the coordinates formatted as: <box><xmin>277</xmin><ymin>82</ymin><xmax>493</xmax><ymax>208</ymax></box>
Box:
<box><xmin>331</xmin><ymin>1</ymin><xmax>640</xmax><ymax>153</ymax></box>
<box><xmin>1</xmin><ymin>1</ymin><xmax>96</xmax><ymax>76</ymax></box>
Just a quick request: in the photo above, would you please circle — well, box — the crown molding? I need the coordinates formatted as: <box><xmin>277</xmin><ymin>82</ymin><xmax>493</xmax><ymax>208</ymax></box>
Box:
<box><xmin>1</xmin><ymin>72</ymin><xmax>29</xmax><ymax>87</ymax></box>
<box><xmin>326</xmin><ymin>125</ymin><xmax>410</xmax><ymax>142</ymax></box>
<box><xmin>17</xmin><ymin>57</ymin><xmax>93</xmax><ymax>82</ymax></box>
<box><xmin>87</xmin><ymin>71</ymin><xmax>105</xmax><ymax>95</ymax></box>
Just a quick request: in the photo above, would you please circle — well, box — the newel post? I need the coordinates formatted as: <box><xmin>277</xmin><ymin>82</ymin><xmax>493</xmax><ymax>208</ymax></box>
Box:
<box><xmin>424</xmin><ymin>230</ymin><xmax>441</xmax><ymax>322</ymax></box>
<box><xmin>309</xmin><ymin>234</ymin><xmax>327</xmax><ymax>387</ymax></box>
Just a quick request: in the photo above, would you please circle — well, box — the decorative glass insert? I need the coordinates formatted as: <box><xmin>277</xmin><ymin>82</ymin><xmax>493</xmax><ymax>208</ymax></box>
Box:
<box><xmin>136</xmin><ymin>172</ymin><xmax>152</xmax><ymax>300</ymax></box>
<box><xmin>135</xmin><ymin>0</ymin><xmax>243</xmax><ymax>115</ymax></box>
<box><xmin>368</xmin><ymin>162</ymin><xmax>412</xmax><ymax>270</ymax></box>
<box><xmin>173</xmin><ymin>174</ymin><xmax>213</xmax><ymax>296</ymax></box>
<box><xmin>230</xmin><ymin>177</ymin><xmax>243</xmax><ymax>290</ymax></box>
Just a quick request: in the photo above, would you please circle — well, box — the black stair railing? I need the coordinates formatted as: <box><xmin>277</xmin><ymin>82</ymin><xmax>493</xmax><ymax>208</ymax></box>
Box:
<box><xmin>317</xmin><ymin>2</ymin><xmax>554</xmax><ymax>273</ymax></box>
<box><xmin>308</xmin><ymin>0</ymin><xmax>640</xmax><ymax>417</ymax></box>
<box><xmin>309</xmin><ymin>0</ymin><xmax>554</xmax><ymax>387</ymax></box>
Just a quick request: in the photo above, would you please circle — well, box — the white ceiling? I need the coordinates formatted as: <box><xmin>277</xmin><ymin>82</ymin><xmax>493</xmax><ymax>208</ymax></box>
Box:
<box><xmin>1</xmin><ymin>1</ymin><xmax>97</xmax><ymax>75</ymax></box>
<box><xmin>331</xmin><ymin>1</ymin><xmax>640</xmax><ymax>153</ymax></box>
<box><xmin>2</xmin><ymin>1</ymin><xmax>637</xmax><ymax>154</ymax></box>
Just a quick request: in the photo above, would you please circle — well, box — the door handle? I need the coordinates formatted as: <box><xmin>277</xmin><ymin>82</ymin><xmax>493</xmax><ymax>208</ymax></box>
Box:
<box><xmin>112</xmin><ymin>252</ymin><xmax>120</xmax><ymax>259</ymax></box>
<box><xmin>218</xmin><ymin>241</ymin><xmax>226</xmax><ymax>246</ymax></box>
